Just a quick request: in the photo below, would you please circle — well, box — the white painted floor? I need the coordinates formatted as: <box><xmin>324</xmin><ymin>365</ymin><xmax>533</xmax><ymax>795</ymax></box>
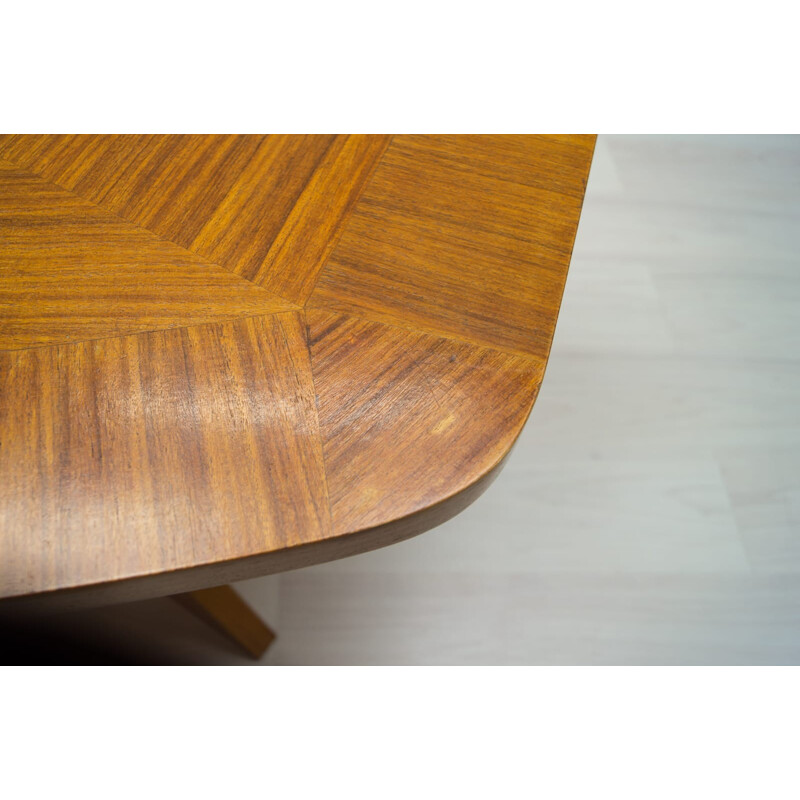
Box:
<box><xmin>32</xmin><ymin>135</ymin><xmax>800</xmax><ymax>664</ymax></box>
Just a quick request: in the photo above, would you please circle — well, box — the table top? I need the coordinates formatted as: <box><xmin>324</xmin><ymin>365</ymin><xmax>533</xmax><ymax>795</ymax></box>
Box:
<box><xmin>0</xmin><ymin>134</ymin><xmax>595</xmax><ymax>608</ymax></box>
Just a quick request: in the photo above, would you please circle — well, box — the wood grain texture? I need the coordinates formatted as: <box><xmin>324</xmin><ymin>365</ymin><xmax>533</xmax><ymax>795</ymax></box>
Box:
<box><xmin>0</xmin><ymin>313</ymin><xmax>330</xmax><ymax>598</ymax></box>
<box><xmin>246</xmin><ymin>135</ymin><xmax>391</xmax><ymax>302</ymax></box>
<box><xmin>0</xmin><ymin>134</ymin><xmax>594</xmax><ymax>606</ymax></box>
<box><xmin>0</xmin><ymin>159</ymin><xmax>292</xmax><ymax>350</ymax></box>
<box><xmin>308</xmin><ymin>134</ymin><xmax>594</xmax><ymax>358</ymax></box>
<box><xmin>0</xmin><ymin>134</ymin><xmax>390</xmax><ymax>304</ymax></box>
<box><xmin>307</xmin><ymin>309</ymin><xmax>543</xmax><ymax>533</ymax></box>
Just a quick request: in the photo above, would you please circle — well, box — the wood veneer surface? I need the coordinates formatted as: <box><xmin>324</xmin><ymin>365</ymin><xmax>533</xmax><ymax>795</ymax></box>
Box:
<box><xmin>0</xmin><ymin>134</ymin><xmax>594</xmax><ymax>605</ymax></box>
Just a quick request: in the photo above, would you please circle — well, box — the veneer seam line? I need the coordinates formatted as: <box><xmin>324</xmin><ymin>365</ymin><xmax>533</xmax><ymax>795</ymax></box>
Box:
<box><xmin>0</xmin><ymin>152</ymin><xmax>300</xmax><ymax>308</ymax></box>
<box><xmin>0</xmin><ymin>309</ymin><xmax>307</xmax><ymax>354</ymax></box>
<box><xmin>305</xmin><ymin>305</ymin><xmax>549</xmax><ymax>368</ymax></box>
<box><xmin>296</xmin><ymin>307</ymin><xmax>335</xmax><ymax>533</ymax></box>
<box><xmin>293</xmin><ymin>134</ymin><xmax>394</xmax><ymax>307</ymax></box>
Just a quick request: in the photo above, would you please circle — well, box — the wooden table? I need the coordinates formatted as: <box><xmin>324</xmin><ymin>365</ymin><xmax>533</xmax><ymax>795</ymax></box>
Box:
<box><xmin>0</xmin><ymin>135</ymin><xmax>594</xmax><ymax>658</ymax></box>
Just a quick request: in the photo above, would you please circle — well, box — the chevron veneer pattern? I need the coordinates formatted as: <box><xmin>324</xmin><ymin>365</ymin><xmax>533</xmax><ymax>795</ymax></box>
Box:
<box><xmin>0</xmin><ymin>134</ymin><xmax>594</xmax><ymax>603</ymax></box>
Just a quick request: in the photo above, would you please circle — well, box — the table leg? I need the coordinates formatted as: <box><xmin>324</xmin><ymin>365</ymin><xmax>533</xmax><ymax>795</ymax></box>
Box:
<box><xmin>172</xmin><ymin>584</ymin><xmax>275</xmax><ymax>660</ymax></box>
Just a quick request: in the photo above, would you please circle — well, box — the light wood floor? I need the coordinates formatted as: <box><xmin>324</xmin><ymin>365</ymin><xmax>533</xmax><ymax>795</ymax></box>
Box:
<box><xmin>20</xmin><ymin>135</ymin><xmax>800</xmax><ymax>664</ymax></box>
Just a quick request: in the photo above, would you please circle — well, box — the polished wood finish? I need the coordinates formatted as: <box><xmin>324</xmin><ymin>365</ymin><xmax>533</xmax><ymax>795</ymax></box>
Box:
<box><xmin>0</xmin><ymin>159</ymin><xmax>292</xmax><ymax>350</ymax></box>
<box><xmin>0</xmin><ymin>134</ymin><xmax>594</xmax><ymax>607</ymax></box>
<box><xmin>173</xmin><ymin>584</ymin><xmax>275</xmax><ymax>659</ymax></box>
<box><xmin>307</xmin><ymin>310</ymin><xmax>543</xmax><ymax>533</ymax></box>
<box><xmin>0</xmin><ymin>313</ymin><xmax>329</xmax><ymax>598</ymax></box>
<box><xmin>308</xmin><ymin>135</ymin><xmax>591</xmax><ymax>358</ymax></box>
<box><xmin>0</xmin><ymin>134</ymin><xmax>390</xmax><ymax>303</ymax></box>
